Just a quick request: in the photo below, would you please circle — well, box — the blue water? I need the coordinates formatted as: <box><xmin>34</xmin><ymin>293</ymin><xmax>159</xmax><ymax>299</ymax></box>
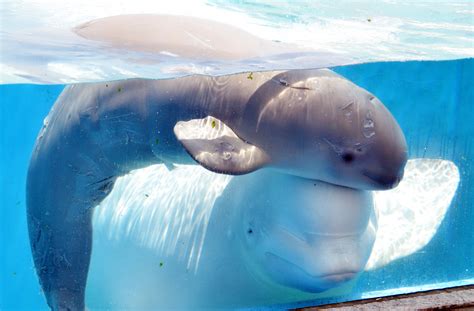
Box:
<box><xmin>1</xmin><ymin>58</ymin><xmax>472</xmax><ymax>310</ymax></box>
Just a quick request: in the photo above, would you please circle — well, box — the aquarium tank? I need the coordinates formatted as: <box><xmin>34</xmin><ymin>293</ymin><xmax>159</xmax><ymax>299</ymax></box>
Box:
<box><xmin>0</xmin><ymin>1</ymin><xmax>473</xmax><ymax>310</ymax></box>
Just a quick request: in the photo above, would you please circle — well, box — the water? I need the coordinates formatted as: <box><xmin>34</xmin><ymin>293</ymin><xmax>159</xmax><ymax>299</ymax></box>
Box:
<box><xmin>1</xmin><ymin>1</ymin><xmax>473</xmax><ymax>310</ymax></box>
<box><xmin>1</xmin><ymin>1</ymin><xmax>473</xmax><ymax>83</ymax></box>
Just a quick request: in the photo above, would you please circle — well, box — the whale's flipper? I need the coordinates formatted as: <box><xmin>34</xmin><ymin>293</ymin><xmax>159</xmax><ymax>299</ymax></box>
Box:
<box><xmin>174</xmin><ymin>116</ymin><xmax>270</xmax><ymax>175</ymax></box>
<box><xmin>366</xmin><ymin>159</ymin><xmax>460</xmax><ymax>270</ymax></box>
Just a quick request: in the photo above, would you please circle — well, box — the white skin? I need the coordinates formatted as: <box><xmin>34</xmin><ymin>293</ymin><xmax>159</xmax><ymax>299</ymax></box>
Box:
<box><xmin>27</xmin><ymin>69</ymin><xmax>406</xmax><ymax>310</ymax></box>
<box><xmin>87</xmin><ymin>169</ymin><xmax>376</xmax><ymax>309</ymax></box>
<box><xmin>238</xmin><ymin>172</ymin><xmax>376</xmax><ymax>294</ymax></box>
<box><xmin>73</xmin><ymin>14</ymin><xmax>299</xmax><ymax>61</ymax></box>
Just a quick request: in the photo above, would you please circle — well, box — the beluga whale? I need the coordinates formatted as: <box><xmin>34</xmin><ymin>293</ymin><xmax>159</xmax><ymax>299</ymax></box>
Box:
<box><xmin>27</xmin><ymin>69</ymin><xmax>407</xmax><ymax>310</ymax></box>
<box><xmin>87</xmin><ymin>158</ymin><xmax>459</xmax><ymax>309</ymax></box>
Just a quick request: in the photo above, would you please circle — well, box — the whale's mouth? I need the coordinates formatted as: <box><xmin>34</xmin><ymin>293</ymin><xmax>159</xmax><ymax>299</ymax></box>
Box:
<box><xmin>363</xmin><ymin>171</ymin><xmax>402</xmax><ymax>189</ymax></box>
<box><xmin>265</xmin><ymin>252</ymin><xmax>359</xmax><ymax>291</ymax></box>
<box><xmin>320</xmin><ymin>272</ymin><xmax>357</xmax><ymax>283</ymax></box>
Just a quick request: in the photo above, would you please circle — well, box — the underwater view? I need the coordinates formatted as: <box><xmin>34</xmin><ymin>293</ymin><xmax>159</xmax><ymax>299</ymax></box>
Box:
<box><xmin>1</xmin><ymin>1</ymin><xmax>473</xmax><ymax>310</ymax></box>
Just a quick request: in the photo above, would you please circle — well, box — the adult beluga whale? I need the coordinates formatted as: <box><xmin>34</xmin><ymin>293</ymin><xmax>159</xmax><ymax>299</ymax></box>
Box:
<box><xmin>86</xmin><ymin>158</ymin><xmax>459</xmax><ymax>309</ymax></box>
<box><xmin>27</xmin><ymin>69</ymin><xmax>407</xmax><ymax>310</ymax></box>
<box><xmin>88</xmin><ymin>168</ymin><xmax>377</xmax><ymax>309</ymax></box>
<box><xmin>86</xmin><ymin>158</ymin><xmax>460</xmax><ymax>310</ymax></box>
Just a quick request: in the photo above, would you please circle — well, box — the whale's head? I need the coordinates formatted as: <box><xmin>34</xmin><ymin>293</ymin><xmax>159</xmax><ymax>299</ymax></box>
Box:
<box><xmin>175</xmin><ymin>69</ymin><xmax>407</xmax><ymax>190</ymax></box>
<box><xmin>243</xmin><ymin>69</ymin><xmax>408</xmax><ymax>190</ymax></box>
<box><xmin>303</xmin><ymin>91</ymin><xmax>408</xmax><ymax>191</ymax></box>
<box><xmin>240</xmin><ymin>174</ymin><xmax>376</xmax><ymax>293</ymax></box>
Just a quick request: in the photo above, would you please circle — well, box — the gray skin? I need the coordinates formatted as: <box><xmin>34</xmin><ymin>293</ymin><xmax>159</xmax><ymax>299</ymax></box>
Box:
<box><xmin>27</xmin><ymin>69</ymin><xmax>407</xmax><ymax>310</ymax></box>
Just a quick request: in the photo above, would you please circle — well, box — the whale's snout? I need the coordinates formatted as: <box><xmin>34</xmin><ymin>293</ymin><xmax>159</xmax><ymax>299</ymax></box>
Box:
<box><xmin>361</xmin><ymin>134</ymin><xmax>407</xmax><ymax>190</ymax></box>
<box><xmin>363</xmin><ymin>170</ymin><xmax>404</xmax><ymax>189</ymax></box>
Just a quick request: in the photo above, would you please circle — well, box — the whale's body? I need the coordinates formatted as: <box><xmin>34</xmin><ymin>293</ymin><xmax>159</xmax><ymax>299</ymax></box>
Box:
<box><xmin>86</xmin><ymin>158</ymin><xmax>460</xmax><ymax>309</ymax></box>
<box><xmin>88</xmin><ymin>168</ymin><xmax>376</xmax><ymax>309</ymax></box>
<box><xmin>27</xmin><ymin>69</ymin><xmax>407</xmax><ymax>309</ymax></box>
<box><xmin>73</xmin><ymin>14</ymin><xmax>297</xmax><ymax>61</ymax></box>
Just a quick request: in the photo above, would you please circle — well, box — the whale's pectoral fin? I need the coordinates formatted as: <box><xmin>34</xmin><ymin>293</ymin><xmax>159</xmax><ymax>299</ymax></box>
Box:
<box><xmin>174</xmin><ymin>116</ymin><xmax>270</xmax><ymax>175</ymax></box>
<box><xmin>366</xmin><ymin>159</ymin><xmax>460</xmax><ymax>271</ymax></box>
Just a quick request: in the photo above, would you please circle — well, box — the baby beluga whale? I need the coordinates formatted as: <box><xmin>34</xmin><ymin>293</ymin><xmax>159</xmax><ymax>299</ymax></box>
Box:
<box><xmin>27</xmin><ymin>69</ymin><xmax>407</xmax><ymax>310</ymax></box>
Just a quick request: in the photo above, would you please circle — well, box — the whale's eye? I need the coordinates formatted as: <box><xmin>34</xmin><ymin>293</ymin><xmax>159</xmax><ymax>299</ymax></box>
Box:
<box><xmin>341</xmin><ymin>152</ymin><xmax>354</xmax><ymax>163</ymax></box>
